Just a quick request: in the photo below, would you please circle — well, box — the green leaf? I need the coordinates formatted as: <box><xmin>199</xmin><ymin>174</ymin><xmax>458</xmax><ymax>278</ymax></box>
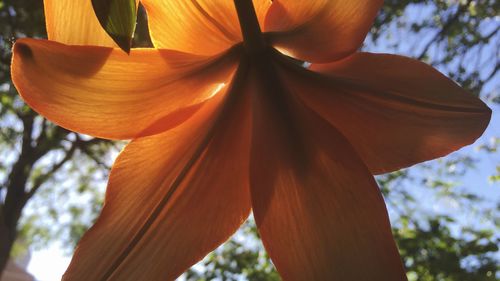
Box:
<box><xmin>91</xmin><ymin>0</ymin><xmax>137</xmax><ymax>53</ymax></box>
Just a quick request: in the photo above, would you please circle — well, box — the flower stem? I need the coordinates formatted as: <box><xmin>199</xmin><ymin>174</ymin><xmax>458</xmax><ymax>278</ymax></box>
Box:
<box><xmin>234</xmin><ymin>0</ymin><xmax>265</xmax><ymax>54</ymax></box>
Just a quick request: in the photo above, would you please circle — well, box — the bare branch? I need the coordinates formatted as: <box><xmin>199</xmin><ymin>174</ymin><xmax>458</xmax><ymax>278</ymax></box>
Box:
<box><xmin>75</xmin><ymin>135</ymin><xmax>113</xmax><ymax>170</ymax></box>
<box><xmin>25</xmin><ymin>143</ymin><xmax>78</xmax><ymax>200</ymax></box>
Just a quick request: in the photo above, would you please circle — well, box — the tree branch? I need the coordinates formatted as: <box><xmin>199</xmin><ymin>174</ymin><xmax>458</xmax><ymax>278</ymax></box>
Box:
<box><xmin>417</xmin><ymin>0</ymin><xmax>472</xmax><ymax>60</ymax></box>
<box><xmin>25</xmin><ymin>143</ymin><xmax>78</xmax><ymax>201</ymax></box>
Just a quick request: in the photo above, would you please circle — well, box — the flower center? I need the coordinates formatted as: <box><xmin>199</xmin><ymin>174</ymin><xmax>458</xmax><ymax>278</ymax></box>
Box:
<box><xmin>234</xmin><ymin>0</ymin><xmax>266</xmax><ymax>54</ymax></box>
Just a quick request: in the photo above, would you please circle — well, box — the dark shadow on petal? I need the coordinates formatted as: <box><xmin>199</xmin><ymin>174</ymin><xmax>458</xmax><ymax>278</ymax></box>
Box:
<box><xmin>14</xmin><ymin>38</ymin><xmax>113</xmax><ymax>77</ymax></box>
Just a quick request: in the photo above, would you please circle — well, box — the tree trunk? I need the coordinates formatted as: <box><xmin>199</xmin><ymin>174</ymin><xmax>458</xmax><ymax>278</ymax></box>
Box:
<box><xmin>0</xmin><ymin>161</ymin><xmax>31</xmax><ymax>278</ymax></box>
<box><xmin>0</xmin><ymin>115</ymin><xmax>35</xmax><ymax>277</ymax></box>
<box><xmin>0</xmin><ymin>210</ymin><xmax>17</xmax><ymax>278</ymax></box>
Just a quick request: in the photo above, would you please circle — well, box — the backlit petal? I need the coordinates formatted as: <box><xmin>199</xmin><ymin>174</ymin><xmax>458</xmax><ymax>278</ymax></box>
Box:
<box><xmin>11</xmin><ymin>38</ymin><xmax>239</xmax><ymax>140</ymax></box>
<box><xmin>63</xmin><ymin>84</ymin><xmax>252</xmax><ymax>280</ymax></box>
<box><xmin>248</xmin><ymin>62</ymin><xmax>406</xmax><ymax>280</ymax></box>
<box><xmin>264</xmin><ymin>0</ymin><xmax>383</xmax><ymax>62</ymax></box>
<box><xmin>280</xmin><ymin>52</ymin><xmax>491</xmax><ymax>174</ymax></box>
<box><xmin>44</xmin><ymin>0</ymin><xmax>125</xmax><ymax>46</ymax></box>
<box><xmin>253</xmin><ymin>0</ymin><xmax>273</xmax><ymax>28</ymax></box>
<box><xmin>141</xmin><ymin>0</ymin><xmax>244</xmax><ymax>55</ymax></box>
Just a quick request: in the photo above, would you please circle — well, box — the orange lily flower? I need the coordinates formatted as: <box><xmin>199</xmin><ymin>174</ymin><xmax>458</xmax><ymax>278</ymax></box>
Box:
<box><xmin>11</xmin><ymin>0</ymin><xmax>491</xmax><ymax>280</ymax></box>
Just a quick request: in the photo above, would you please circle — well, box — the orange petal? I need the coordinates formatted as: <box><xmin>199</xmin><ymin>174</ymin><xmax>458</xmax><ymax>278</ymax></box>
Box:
<box><xmin>253</xmin><ymin>0</ymin><xmax>273</xmax><ymax>29</ymax></box>
<box><xmin>279</xmin><ymin>52</ymin><xmax>491</xmax><ymax>174</ymax></box>
<box><xmin>264</xmin><ymin>0</ymin><xmax>383</xmax><ymax>62</ymax></box>
<box><xmin>248</xmin><ymin>63</ymin><xmax>406</xmax><ymax>280</ymax></box>
<box><xmin>63</xmin><ymin>83</ymin><xmax>252</xmax><ymax>280</ymax></box>
<box><xmin>44</xmin><ymin>0</ymin><xmax>128</xmax><ymax>46</ymax></box>
<box><xmin>11</xmin><ymin>38</ymin><xmax>239</xmax><ymax>140</ymax></box>
<box><xmin>141</xmin><ymin>0</ymin><xmax>241</xmax><ymax>55</ymax></box>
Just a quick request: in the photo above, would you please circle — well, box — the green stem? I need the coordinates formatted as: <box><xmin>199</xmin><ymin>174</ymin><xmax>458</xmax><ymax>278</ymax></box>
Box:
<box><xmin>233</xmin><ymin>0</ymin><xmax>265</xmax><ymax>54</ymax></box>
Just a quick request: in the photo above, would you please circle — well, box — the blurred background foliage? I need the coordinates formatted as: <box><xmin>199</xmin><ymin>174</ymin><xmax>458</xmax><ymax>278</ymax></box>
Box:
<box><xmin>0</xmin><ymin>0</ymin><xmax>498</xmax><ymax>280</ymax></box>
